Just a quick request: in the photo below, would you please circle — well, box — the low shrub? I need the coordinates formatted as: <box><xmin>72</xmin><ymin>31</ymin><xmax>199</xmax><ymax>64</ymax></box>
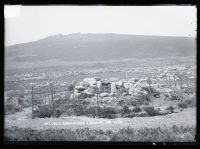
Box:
<box><xmin>131</xmin><ymin>105</ymin><xmax>141</xmax><ymax>113</ymax></box>
<box><xmin>55</xmin><ymin>104</ymin><xmax>75</xmax><ymax>116</ymax></box>
<box><xmin>184</xmin><ymin>87</ymin><xmax>195</xmax><ymax>95</ymax></box>
<box><xmin>4</xmin><ymin>97</ymin><xmax>23</xmax><ymax>114</ymax></box>
<box><xmin>165</xmin><ymin>106</ymin><xmax>176</xmax><ymax>113</ymax></box>
<box><xmin>87</xmin><ymin>106</ymin><xmax>99</xmax><ymax>118</ymax></box>
<box><xmin>5</xmin><ymin>125</ymin><xmax>196</xmax><ymax>142</ymax></box>
<box><xmin>141</xmin><ymin>106</ymin><xmax>158</xmax><ymax>116</ymax></box>
<box><xmin>178</xmin><ymin>102</ymin><xmax>187</xmax><ymax>109</ymax></box>
<box><xmin>170</xmin><ymin>91</ymin><xmax>183</xmax><ymax>101</ymax></box>
<box><xmin>54</xmin><ymin>97</ymin><xmax>69</xmax><ymax>104</ymax></box>
<box><xmin>20</xmin><ymin>98</ymin><xmax>31</xmax><ymax>108</ymax></box>
<box><xmin>121</xmin><ymin>105</ymin><xmax>131</xmax><ymax>115</ymax></box>
<box><xmin>98</xmin><ymin>106</ymin><xmax>119</xmax><ymax>119</ymax></box>
<box><xmin>177</xmin><ymin>98</ymin><xmax>196</xmax><ymax>109</ymax></box>
<box><xmin>135</xmin><ymin>94</ymin><xmax>150</xmax><ymax>105</ymax></box>
<box><xmin>67</xmin><ymin>84</ymin><xmax>74</xmax><ymax>91</ymax></box>
<box><xmin>141</xmin><ymin>87</ymin><xmax>160</xmax><ymax>98</ymax></box>
<box><xmin>184</xmin><ymin>99</ymin><xmax>196</xmax><ymax>108</ymax></box>
<box><xmin>5</xmin><ymin>103</ymin><xmax>22</xmax><ymax>114</ymax></box>
<box><xmin>100</xmin><ymin>97</ymin><xmax>118</xmax><ymax>106</ymax></box>
<box><xmin>52</xmin><ymin>109</ymin><xmax>63</xmax><ymax>118</ymax></box>
<box><xmin>136</xmin><ymin>111</ymin><xmax>148</xmax><ymax>117</ymax></box>
<box><xmin>126</xmin><ymin>99</ymin><xmax>138</xmax><ymax>107</ymax></box>
<box><xmin>72</xmin><ymin>98</ymin><xmax>91</xmax><ymax>106</ymax></box>
<box><xmin>34</xmin><ymin>98</ymin><xmax>44</xmax><ymax>105</ymax></box>
<box><xmin>34</xmin><ymin>104</ymin><xmax>53</xmax><ymax>118</ymax></box>
<box><xmin>117</xmin><ymin>99</ymin><xmax>126</xmax><ymax>106</ymax></box>
<box><xmin>79</xmin><ymin>93</ymin><xmax>89</xmax><ymax>99</ymax></box>
<box><xmin>100</xmin><ymin>113</ymin><xmax>118</xmax><ymax>119</ymax></box>
<box><xmin>122</xmin><ymin>112</ymin><xmax>137</xmax><ymax>118</ymax></box>
<box><xmin>74</xmin><ymin>106</ymin><xmax>89</xmax><ymax>116</ymax></box>
<box><xmin>157</xmin><ymin>110</ymin><xmax>172</xmax><ymax>116</ymax></box>
<box><xmin>121</xmin><ymin>95</ymin><xmax>150</xmax><ymax>107</ymax></box>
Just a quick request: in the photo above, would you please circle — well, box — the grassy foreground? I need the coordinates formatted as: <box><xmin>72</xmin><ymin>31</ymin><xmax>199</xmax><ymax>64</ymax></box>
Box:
<box><xmin>4</xmin><ymin>125</ymin><xmax>195</xmax><ymax>142</ymax></box>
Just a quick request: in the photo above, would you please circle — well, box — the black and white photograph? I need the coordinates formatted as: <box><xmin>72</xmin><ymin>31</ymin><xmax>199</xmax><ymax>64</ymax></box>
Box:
<box><xmin>4</xmin><ymin>5</ymin><xmax>197</xmax><ymax>142</ymax></box>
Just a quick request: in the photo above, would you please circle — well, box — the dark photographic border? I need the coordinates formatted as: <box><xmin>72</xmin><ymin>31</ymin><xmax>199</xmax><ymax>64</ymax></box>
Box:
<box><xmin>0</xmin><ymin>0</ymin><xmax>198</xmax><ymax>146</ymax></box>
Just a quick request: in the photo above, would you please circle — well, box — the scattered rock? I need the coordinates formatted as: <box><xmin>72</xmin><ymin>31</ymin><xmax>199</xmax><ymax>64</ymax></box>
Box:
<box><xmin>109</xmin><ymin>77</ymin><xmax>119</xmax><ymax>82</ymax></box>
<box><xmin>100</xmin><ymin>92</ymin><xmax>109</xmax><ymax>97</ymax></box>
<box><xmin>173</xmin><ymin>108</ymin><xmax>183</xmax><ymax>113</ymax></box>
<box><xmin>102</xmin><ymin>79</ymin><xmax>110</xmax><ymax>85</ymax></box>
<box><xmin>84</xmin><ymin>87</ymin><xmax>96</xmax><ymax>95</ymax></box>
<box><xmin>116</xmin><ymin>81</ymin><xmax>123</xmax><ymax>87</ymax></box>
<box><xmin>74</xmin><ymin>92</ymin><xmax>82</xmax><ymax>98</ymax></box>
<box><xmin>83</xmin><ymin>78</ymin><xmax>97</xmax><ymax>85</ymax></box>
<box><xmin>124</xmin><ymin>82</ymin><xmax>130</xmax><ymax>89</ymax></box>
<box><xmin>136</xmin><ymin>111</ymin><xmax>148</xmax><ymax>117</ymax></box>
<box><xmin>129</xmin><ymin>106</ymin><xmax>141</xmax><ymax>112</ymax></box>
<box><xmin>96</xmin><ymin>81</ymin><xmax>102</xmax><ymax>89</ymax></box>
<box><xmin>111</xmin><ymin>82</ymin><xmax>117</xmax><ymax>94</ymax></box>
<box><xmin>158</xmin><ymin>110</ymin><xmax>172</xmax><ymax>115</ymax></box>
<box><xmin>75</xmin><ymin>85</ymin><xmax>86</xmax><ymax>91</ymax></box>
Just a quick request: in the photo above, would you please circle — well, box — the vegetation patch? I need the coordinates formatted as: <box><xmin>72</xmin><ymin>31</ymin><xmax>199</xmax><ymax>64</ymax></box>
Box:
<box><xmin>4</xmin><ymin>125</ymin><xmax>196</xmax><ymax>142</ymax></box>
<box><xmin>5</xmin><ymin>97</ymin><xmax>23</xmax><ymax>115</ymax></box>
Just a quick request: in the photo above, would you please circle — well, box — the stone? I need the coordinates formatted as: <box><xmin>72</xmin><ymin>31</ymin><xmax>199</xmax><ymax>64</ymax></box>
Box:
<box><xmin>83</xmin><ymin>78</ymin><xmax>97</xmax><ymax>85</ymax></box>
<box><xmin>90</xmin><ymin>84</ymin><xmax>97</xmax><ymax>88</ymax></box>
<box><xmin>102</xmin><ymin>79</ymin><xmax>110</xmax><ymax>84</ymax></box>
<box><xmin>122</xmin><ymin>92</ymin><xmax>128</xmax><ymax>96</ymax></box>
<box><xmin>116</xmin><ymin>81</ymin><xmax>123</xmax><ymax>87</ymax></box>
<box><xmin>74</xmin><ymin>92</ymin><xmax>81</xmax><ymax>98</ymax></box>
<box><xmin>111</xmin><ymin>82</ymin><xmax>117</xmax><ymax>94</ymax></box>
<box><xmin>109</xmin><ymin>77</ymin><xmax>119</xmax><ymax>82</ymax></box>
<box><xmin>124</xmin><ymin>82</ymin><xmax>130</xmax><ymax>89</ymax></box>
<box><xmin>173</xmin><ymin>108</ymin><xmax>182</xmax><ymax>113</ymax></box>
<box><xmin>100</xmin><ymin>92</ymin><xmax>109</xmax><ymax>97</ymax></box>
<box><xmin>158</xmin><ymin>110</ymin><xmax>172</xmax><ymax>115</ymax></box>
<box><xmin>79</xmin><ymin>81</ymin><xmax>89</xmax><ymax>87</ymax></box>
<box><xmin>84</xmin><ymin>87</ymin><xmax>97</xmax><ymax>94</ymax></box>
<box><xmin>96</xmin><ymin>81</ymin><xmax>102</xmax><ymax>89</ymax></box>
<box><xmin>95</xmin><ymin>77</ymin><xmax>101</xmax><ymax>81</ymax></box>
<box><xmin>155</xmin><ymin>106</ymin><xmax>169</xmax><ymax>111</ymax></box>
<box><xmin>75</xmin><ymin>85</ymin><xmax>86</xmax><ymax>91</ymax></box>
<box><xmin>136</xmin><ymin>111</ymin><xmax>148</xmax><ymax>117</ymax></box>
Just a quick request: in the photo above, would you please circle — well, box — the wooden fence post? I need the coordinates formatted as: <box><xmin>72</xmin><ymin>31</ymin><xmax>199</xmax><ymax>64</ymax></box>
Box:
<box><xmin>147</xmin><ymin>77</ymin><xmax>153</xmax><ymax>106</ymax></box>
<box><xmin>180</xmin><ymin>78</ymin><xmax>183</xmax><ymax>95</ymax></box>
<box><xmin>31</xmin><ymin>85</ymin><xmax>34</xmax><ymax>119</ymax></box>
<box><xmin>173</xmin><ymin>75</ymin><xmax>177</xmax><ymax>88</ymax></box>
<box><xmin>165</xmin><ymin>76</ymin><xmax>168</xmax><ymax>87</ymax></box>
<box><xmin>96</xmin><ymin>92</ymin><xmax>100</xmax><ymax>116</ymax></box>
<box><xmin>72</xmin><ymin>80</ymin><xmax>76</xmax><ymax>99</ymax></box>
<box><xmin>169</xmin><ymin>75</ymin><xmax>171</xmax><ymax>89</ymax></box>
<box><xmin>51</xmin><ymin>82</ymin><xmax>55</xmax><ymax>113</ymax></box>
<box><xmin>96</xmin><ymin>86</ymin><xmax>100</xmax><ymax>117</ymax></box>
<box><xmin>73</xmin><ymin>86</ymin><xmax>75</xmax><ymax>99</ymax></box>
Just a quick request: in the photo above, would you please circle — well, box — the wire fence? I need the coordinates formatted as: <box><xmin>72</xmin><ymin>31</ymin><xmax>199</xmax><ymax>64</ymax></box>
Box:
<box><xmin>5</xmin><ymin>76</ymin><xmax>196</xmax><ymax>118</ymax></box>
<box><xmin>29</xmin><ymin>83</ymin><xmax>74</xmax><ymax>118</ymax></box>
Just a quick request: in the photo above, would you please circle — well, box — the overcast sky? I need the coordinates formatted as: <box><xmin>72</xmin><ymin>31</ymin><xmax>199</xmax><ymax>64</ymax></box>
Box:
<box><xmin>4</xmin><ymin>5</ymin><xmax>197</xmax><ymax>46</ymax></box>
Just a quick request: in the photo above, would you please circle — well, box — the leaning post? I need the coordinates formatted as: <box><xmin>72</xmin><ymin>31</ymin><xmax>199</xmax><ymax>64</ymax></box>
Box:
<box><xmin>30</xmin><ymin>83</ymin><xmax>34</xmax><ymax>119</ymax></box>
<box><xmin>96</xmin><ymin>85</ymin><xmax>100</xmax><ymax>117</ymax></box>
<box><xmin>147</xmin><ymin>77</ymin><xmax>153</xmax><ymax>106</ymax></box>
<box><xmin>50</xmin><ymin>82</ymin><xmax>55</xmax><ymax>113</ymax></box>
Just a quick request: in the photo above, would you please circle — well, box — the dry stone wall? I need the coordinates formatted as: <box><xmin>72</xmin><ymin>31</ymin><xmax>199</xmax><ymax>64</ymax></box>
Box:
<box><xmin>70</xmin><ymin>77</ymin><xmax>157</xmax><ymax>99</ymax></box>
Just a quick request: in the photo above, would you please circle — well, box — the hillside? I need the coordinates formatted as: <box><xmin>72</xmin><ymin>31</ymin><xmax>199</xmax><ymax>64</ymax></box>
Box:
<box><xmin>5</xmin><ymin>33</ymin><xmax>196</xmax><ymax>62</ymax></box>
